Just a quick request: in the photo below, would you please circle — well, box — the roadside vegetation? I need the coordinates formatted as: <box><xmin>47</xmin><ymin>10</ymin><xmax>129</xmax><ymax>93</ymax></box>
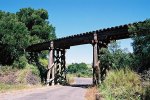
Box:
<box><xmin>0</xmin><ymin>7</ymin><xmax>56</xmax><ymax>91</ymax></box>
<box><xmin>67</xmin><ymin>63</ymin><xmax>92</xmax><ymax>77</ymax></box>
<box><xmin>66</xmin><ymin>63</ymin><xmax>92</xmax><ymax>84</ymax></box>
<box><xmin>85</xmin><ymin>87</ymin><xmax>101</xmax><ymax>100</ymax></box>
<box><xmin>98</xmin><ymin>19</ymin><xmax>150</xmax><ymax>100</ymax></box>
<box><xmin>100</xmin><ymin>68</ymin><xmax>143</xmax><ymax>100</ymax></box>
<box><xmin>0</xmin><ymin>7</ymin><xmax>150</xmax><ymax>100</ymax></box>
<box><xmin>0</xmin><ymin>65</ymin><xmax>42</xmax><ymax>92</ymax></box>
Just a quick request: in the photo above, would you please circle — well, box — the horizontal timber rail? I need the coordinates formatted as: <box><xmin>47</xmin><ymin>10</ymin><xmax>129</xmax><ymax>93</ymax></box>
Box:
<box><xmin>26</xmin><ymin>21</ymin><xmax>144</xmax><ymax>52</ymax></box>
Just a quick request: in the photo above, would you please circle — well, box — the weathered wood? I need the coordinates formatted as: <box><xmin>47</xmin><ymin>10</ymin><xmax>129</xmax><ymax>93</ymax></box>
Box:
<box><xmin>93</xmin><ymin>33</ymin><xmax>100</xmax><ymax>85</ymax></box>
<box><xmin>60</xmin><ymin>49</ymin><xmax>66</xmax><ymax>82</ymax></box>
<box><xmin>26</xmin><ymin>21</ymin><xmax>145</xmax><ymax>86</ymax></box>
<box><xmin>56</xmin><ymin>49</ymin><xmax>60</xmax><ymax>85</ymax></box>
<box><xmin>26</xmin><ymin>21</ymin><xmax>143</xmax><ymax>52</ymax></box>
<box><xmin>47</xmin><ymin>41</ymin><xmax>54</xmax><ymax>86</ymax></box>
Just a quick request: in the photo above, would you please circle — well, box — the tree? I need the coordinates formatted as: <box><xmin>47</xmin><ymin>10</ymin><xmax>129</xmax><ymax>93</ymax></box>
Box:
<box><xmin>129</xmin><ymin>19</ymin><xmax>150</xmax><ymax>72</ymax></box>
<box><xmin>99</xmin><ymin>41</ymin><xmax>133</xmax><ymax>70</ymax></box>
<box><xmin>67</xmin><ymin>63</ymin><xmax>88</xmax><ymax>74</ymax></box>
<box><xmin>0</xmin><ymin>12</ymin><xmax>30</xmax><ymax>65</ymax></box>
<box><xmin>16</xmin><ymin>8</ymin><xmax>56</xmax><ymax>42</ymax></box>
<box><xmin>0</xmin><ymin>8</ymin><xmax>56</xmax><ymax>65</ymax></box>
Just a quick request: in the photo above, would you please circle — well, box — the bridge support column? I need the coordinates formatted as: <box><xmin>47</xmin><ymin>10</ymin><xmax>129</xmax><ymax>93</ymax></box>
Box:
<box><xmin>55</xmin><ymin>49</ymin><xmax>62</xmax><ymax>85</ymax></box>
<box><xmin>92</xmin><ymin>33</ymin><xmax>100</xmax><ymax>85</ymax></box>
<box><xmin>60</xmin><ymin>49</ymin><xmax>66</xmax><ymax>83</ymax></box>
<box><xmin>47</xmin><ymin>41</ymin><xmax>54</xmax><ymax>86</ymax></box>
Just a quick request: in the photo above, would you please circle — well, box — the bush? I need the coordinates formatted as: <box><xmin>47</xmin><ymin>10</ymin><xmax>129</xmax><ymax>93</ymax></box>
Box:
<box><xmin>100</xmin><ymin>42</ymin><xmax>134</xmax><ymax>70</ymax></box>
<box><xmin>16</xmin><ymin>64</ymin><xmax>40</xmax><ymax>85</ymax></box>
<box><xmin>143</xmin><ymin>86</ymin><xmax>150</xmax><ymax>100</ymax></box>
<box><xmin>39</xmin><ymin>58</ymin><xmax>48</xmax><ymax>68</ymax></box>
<box><xmin>67</xmin><ymin>63</ymin><xmax>88</xmax><ymax>73</ymax></box>
<box><xmin>99</xmin><ymin>68</ymin><xmax>144</xmax><ymax>100</ymax></box>
<box><xmin>67</xmin><ymin>63</ymin><xmax>92</xmax><ymax>77</ymax></box>
<box><xmin>129</xmin><ymin>19</ymin><xmax>150</xmax><ymax>72</ymax></box>
<box><xmin>13</xmin><ymin>55</ymin><xmax>28</xmax><ymax>69</ymax></box>
<box><xmin>0</xmin><ymin>66</ymin><xmax>16</xmax><ymax>75</ymax></box>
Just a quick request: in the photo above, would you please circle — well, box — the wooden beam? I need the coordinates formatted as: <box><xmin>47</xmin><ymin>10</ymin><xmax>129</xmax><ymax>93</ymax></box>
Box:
<box><xmin>47</xmin><ymin>41</ymin><xmax>55</xmax><ymax>86</ymax></box>
<box><xmin>92</xmin><ymin>33</ymin><xmax>100</xmax><ymax>85</ymax></box>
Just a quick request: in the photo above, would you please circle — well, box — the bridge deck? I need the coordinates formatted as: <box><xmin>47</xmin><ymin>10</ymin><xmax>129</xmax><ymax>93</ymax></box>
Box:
<box><xmin>26</xmin><ymin>21</ymin><xmax>141</xmax><ymax>52</ymax></box>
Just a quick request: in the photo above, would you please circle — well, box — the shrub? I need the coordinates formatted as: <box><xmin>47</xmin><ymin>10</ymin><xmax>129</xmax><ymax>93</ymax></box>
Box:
<box><xmin>67</xmin><ymin>63</ymin><xmax>92</xmax><ymax>77</ymax></box>
<box><xmin>0</xmin><ymin>66</ymin><xmax>16</xmax><ymax>75</ymax></box>
<box><xmin>13</xmin><ymin>55</ymin><xmax>28</xmax><ymax>69</ymax></box>
<box><xmin>16</xmin><ymin>64</ymin><xmax>40</xmax><ymax>85</ymax></box>
<box><xmin>99</xmin><ymin>68</ymin><xmax>143</xmax><ymax>100</ymax></box>
<box><xmin>39</xmin><ymin>58</ymin><xmax>48</xmax><ymax>68</ymax></box>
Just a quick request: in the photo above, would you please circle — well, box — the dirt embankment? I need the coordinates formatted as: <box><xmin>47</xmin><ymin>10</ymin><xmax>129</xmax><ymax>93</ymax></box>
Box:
<box><xmin>0</xmin><ymin>68</ymin><xmax>40</xmax><ymax>85</ymax></box>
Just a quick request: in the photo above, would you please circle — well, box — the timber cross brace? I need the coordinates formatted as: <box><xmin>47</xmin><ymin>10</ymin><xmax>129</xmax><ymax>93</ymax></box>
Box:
<box><xmin>26</xmin><ymin>21</ymin><xmax>144</xmax><ymax>86</ymax></box>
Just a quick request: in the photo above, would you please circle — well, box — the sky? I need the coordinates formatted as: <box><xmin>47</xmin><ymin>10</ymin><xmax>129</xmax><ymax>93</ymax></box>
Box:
<box><xmin>0</xmin><ymin>0</ymin><xmax>150</xmax><ymax>64</ymax></box>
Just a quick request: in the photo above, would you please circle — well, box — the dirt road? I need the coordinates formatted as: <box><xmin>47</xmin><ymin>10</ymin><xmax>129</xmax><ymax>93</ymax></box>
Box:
<box><xmin>0</xmin><ymin>77</ymin><xmax>92</xmax><ymax>100</ymax></box>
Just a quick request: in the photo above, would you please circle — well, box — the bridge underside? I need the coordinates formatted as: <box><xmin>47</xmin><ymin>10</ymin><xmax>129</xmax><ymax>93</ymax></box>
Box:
<box><xmin>26</xmin><ymin>21</ymin><xmax>142</xmax><ymax>86</ymax></box>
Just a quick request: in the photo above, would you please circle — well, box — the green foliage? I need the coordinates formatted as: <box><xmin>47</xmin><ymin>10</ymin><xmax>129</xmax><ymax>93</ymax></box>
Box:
<box><xmin>67</xmin><ymin>63</ymin><xmax>92</xmax><ymax>77</ymax></box>
<box><xmin>0</xmin><ymin>8</ymin><xmax>56</xmax><ymax>65</ymax></box>
<box><xmin>129</xmin><ymin>19</ymin><xmax>150</xmax><ymax>72</ymax></box>
<box><xmin>16</xmin><ymin>68</ymin><xmax>29</xmax><ymax>84</ymax></box>
<box><xmin>0</xmin><ymin>83</ymin><xmax>27</xmax><ymax>92</ymax></box>
<box><xmin>143</xmin><ymin>86</ymin><xmax>150</xmax><ymax>100</ymax></box>
<box><xmin>0</xmin><ymin>8</ymin><xmax>56</xmax><ymax>66</ymax></box>
<box><xmin>67</xmin><ymin>63</ymin><xmax>88</xmax><ymax>73</ymax></box>
<box><xmin>100</xmin><ymin>41</ymin><xmax>133</xmax><ymax>70</ymax></box>
<box><xmin>39</xmin><ymin>58</ymin><xmax>48</xmax><ymax>68</ymax></box>
<box><xmin>26</xmin><ymin>64</ymin><xmax>40</xmax><ymax>76</ymax></box>
<box><xmin>16</xmin><ymin>7</ymin><xmax>56</xmax><ymax>41</ymax></box>
<box><xmin>13</xmin><ymin>55</ymin><xmax>28</xmax><ymax>69</ymax></box>
<box><xmin>16</xmin><ymin>64</ymin><xmax>40</xmax><ymax>84</ymax></box>
<box><xmin>99</xmin><ymin>68</ymin><xmax>143</xmax><ymax>100</ymax></box>
<box><xmin>0</xmin><ymin>66</ymin><xmax>17</xmax><ymax>75</ymax></box>
<box><xmin>0</xmin><ymin>12</ymin><xmax>30</xmax><ymax>65</ymax></box>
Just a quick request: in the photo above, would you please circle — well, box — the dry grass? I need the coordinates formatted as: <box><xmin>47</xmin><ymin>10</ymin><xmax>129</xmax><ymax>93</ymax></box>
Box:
<box><xmin>0</xmin><ymin>83</ymin><xmax>42</xmax><ymax>93</ymax></box>
<box><xmin>99</xmin><ymin>68</ymin><xmax>144</xmax><ymax>100</ymax></box>
<box><xmin>66</xmin><ymin>74</ymin><xmax>75</xmax><ymax>84</ymax></box>
<box><xmin>85</xmin><ymin>87</ymin><xmax>103</xmax><ymax>100</ymax></box>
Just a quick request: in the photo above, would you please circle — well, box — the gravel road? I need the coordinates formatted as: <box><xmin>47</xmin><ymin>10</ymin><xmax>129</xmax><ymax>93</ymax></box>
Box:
<box><xmin>0</xmin><ymin>77</ymin><xmax>92</xmax><ymax>100</ymax></box>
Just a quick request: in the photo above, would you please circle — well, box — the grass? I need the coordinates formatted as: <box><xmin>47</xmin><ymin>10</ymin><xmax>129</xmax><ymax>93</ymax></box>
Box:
<box><xmin>0</xmin><ymin>83</ymin><xmax>43</xmax><ymax>92</ymax></box>
<box><xmin>16</xmin><ymin>64</ymin><xmax>40</xmax><ymax>84</ymax></box>
<box><xmin>0</xmin><ymin>66</ymin><xmax>17</xmax><ymax>75</ymax></box>
<box><xmin>85</xmin><ymin>87</ymin><xmax>103</xmax><ymax>100</ymax></box>
<box><xmin>0</xmin><ymin>64</ymin><xmax>41</xmax><ymax>92</ymax></box>
<box><xmin>66</xmin><ymin>74</ymin><xmax>75</xmax><ymax>84</ymax></box>
<box><xmin>0</xmin><ymin>83</ymin><xmax>27</xmax><ymax>92</ymax></box>
<box><xmin>99</xmin><ymin>68</ymin><xmax>144</xmax><ymax>100</ymax></box>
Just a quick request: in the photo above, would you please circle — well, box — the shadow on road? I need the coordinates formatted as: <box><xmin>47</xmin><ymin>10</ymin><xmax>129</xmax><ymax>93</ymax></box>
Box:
<box><xmin>68</xmin><ymin>84</ymin><xmax>93</xmax><ymax>88</ymax></box>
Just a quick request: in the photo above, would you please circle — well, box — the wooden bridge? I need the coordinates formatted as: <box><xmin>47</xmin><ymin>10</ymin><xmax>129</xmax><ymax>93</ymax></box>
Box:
<box><xmin>26</xmin><ymin>21</ymin><xmax>143</xmax><ymax>86</ymax></box>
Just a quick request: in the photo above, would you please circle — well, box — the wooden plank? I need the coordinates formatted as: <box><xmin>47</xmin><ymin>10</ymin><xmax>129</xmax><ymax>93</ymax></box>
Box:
<box><xmin>26</xmin><ymin>21</ymin><xmax>143</xmax><ymax>52</ymax></box>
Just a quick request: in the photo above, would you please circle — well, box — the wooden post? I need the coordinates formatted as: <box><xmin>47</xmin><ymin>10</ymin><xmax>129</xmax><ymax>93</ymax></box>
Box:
<box><xmin>47</xmin><ymin>41</ymin><xmax>54</xmax><ymax>86</ymax></box>
<box><xmin>56</xmin><ymin>49</ymin><xmax>60</xmax><ymax>85</ymax></box>
<box><xmin>60</xmin><ymin>49</ymin><xmax>66</xmax><ymax>82</ymax></box>
<box><xmin>92</xmin><ymin>33</ymin><xmax>100</xmax><ymax>85</ymax></box>
<box><xmin>63</xmin><ymin>49</ymin><xmax>66</xmax><ymax>80</ymax></box>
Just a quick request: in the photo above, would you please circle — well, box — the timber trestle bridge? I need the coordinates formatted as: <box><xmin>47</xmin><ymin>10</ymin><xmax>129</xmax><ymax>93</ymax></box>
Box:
<box><xmin>26</xmin><ymin>21</ymin><xmax>143</xmax><ymax>86</ymax></box>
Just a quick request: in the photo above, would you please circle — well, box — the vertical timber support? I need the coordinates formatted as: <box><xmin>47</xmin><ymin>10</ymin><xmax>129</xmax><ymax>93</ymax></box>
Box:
<box><xmin>60</xmin><ymin>49</ymin><xmax>66</xmax><ymax>83</ymax></box>
<box><xmin>56</xmin><ymin>49</ymin><xmax>61</xmax><ymax>85</ymax></box>
<box><xmin>47</xmin><ymin>41</ymin><xmax>54</xmax><ymax>86</ymax></box>
<box><xmin>92</xmin><ymin>33</ymin><xmax>100</xmax><ymax>86</ymax></box>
